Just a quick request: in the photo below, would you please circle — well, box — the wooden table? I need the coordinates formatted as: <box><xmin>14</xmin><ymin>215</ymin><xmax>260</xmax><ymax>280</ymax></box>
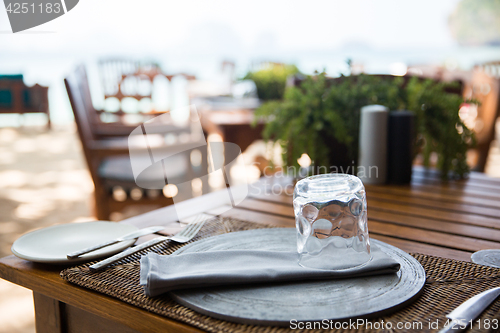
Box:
<box><xmin>200</xmin><ymin>109</ymin><xmax>264</xmax><ymax>154</ymax></box>
<box><xmin>1</xmin><ymin>167</ymin><xmax>500</xmax><ymax>332</ymax></box>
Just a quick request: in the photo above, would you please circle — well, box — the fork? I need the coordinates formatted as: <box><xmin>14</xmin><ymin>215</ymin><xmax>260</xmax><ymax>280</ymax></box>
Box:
<box><xmin>89</xmin><ymin>215</ymin><xmax>208</xmax><ymax>271</ymax></box>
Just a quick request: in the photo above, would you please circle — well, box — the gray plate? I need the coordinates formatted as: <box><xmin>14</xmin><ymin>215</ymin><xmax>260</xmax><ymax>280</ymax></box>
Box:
<box><xmin>169</xmin><ymin>228</ymin><xmax>425</xmax><ymax>326</ymax></box>
<box><xmin>471</xmin><ymin>249</ymin><xmax>500</xmax><ymax>268</ymax></box>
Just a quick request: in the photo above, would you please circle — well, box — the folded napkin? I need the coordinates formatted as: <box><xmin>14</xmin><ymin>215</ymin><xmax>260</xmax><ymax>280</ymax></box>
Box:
<box><xmin>140</xmin><ymin>247</ymin><xmax>400</xmax><ymax>297</ymax></box>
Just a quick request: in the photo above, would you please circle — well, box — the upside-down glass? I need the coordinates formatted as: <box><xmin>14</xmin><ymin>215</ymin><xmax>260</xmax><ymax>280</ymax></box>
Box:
<box><xmin>293</xmin><ymin>173</ymin><xmax>372</xmax><ymax>270</ymax></box>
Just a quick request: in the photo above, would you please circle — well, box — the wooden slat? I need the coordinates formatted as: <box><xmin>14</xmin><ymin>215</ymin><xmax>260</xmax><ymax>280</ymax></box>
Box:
<box><xmin>220</xmin><ymin>207</ymin><xmax>294</xmax><ymax>228</ymax></box>
<box><xmin>407</xmin><ymin>182</ymin><xmax>500</xmax><ymax>203</ymax></box>
<box><xmin>227</xmin><ymin>200</ymin><xmax>476</xmax><ymax>262</ymax></box>
<box><xmin>247</xmin><ymin>194</ymin><xmax>500</xmax><ymax>242</ymax></box>
<box><xmin>237</xmin><ymin>198</ymin><xmax>500</xmax><ymax>255</ymax></box>
<box><xmin>365</xmin><ymin>184</ymin><xmax>500</xmax><ymax>210</ymax></box>
<box><xmin>366</xmin><ymin>191</ymin><xmax>500</xmax><ymax>218</ymax></box>
<box><xmin>412</xmin><ymin>174</ymin><xmax>500</xmax><ymax>194</ymax></box>
<box><xmin>251</xmin><ymin>186</ymin><xmax>500</xmax><ymax>220</ymax></box>
<box><xmin>411</xmin><ymin>177</ymin><xmax>500</xmax><ymax>200</ymax></box>
<box><xmin>249</xmin><ymin>192</ymin><xmax>292</xmax><ymax>205</ymax></box>
<box><xmin>412</xmin><ymin>165</ymin><xmax>500</xmax><ymax>186</ymax></box>
<box><xmin>246</xmin><ymin>194</ymin><xmax>500</xmax><ymax>232</ymax></box>
<box><xmin>368</xmin><ymin>220</ymin><xmax>500</xmax><ymax>253</ymax></box>
<box><xmin>368</xmin><ymin>210</ymin><xmax>500</xmax><ymax>242</ymax></box>
<box><xmin>205</xmin><ymin>205</ymin><xmax>234</xmax><ymax>216</ymax></box>
<box><xmin>367</xmin><ymin>198</ymin><xmax>500</xmax><ymax>229</ymax></box>
<box><xmin>237</xmin><ymin>198</ymin><xmax>293</xmax><ymax>217</ymax></box>
<box><xmin>254</xmin><ymin>170</ymin><xmax>500</xmax><ymax>200</ymax></box>
<box><xmin>122</xmin><ymin>186</ymin><xmax>242</xmax><ymax>227</ymax></box>
<box><xmin>369</xmin><ymin>234</ymin><xmax>472</xmax><ymax>262</ymax></box>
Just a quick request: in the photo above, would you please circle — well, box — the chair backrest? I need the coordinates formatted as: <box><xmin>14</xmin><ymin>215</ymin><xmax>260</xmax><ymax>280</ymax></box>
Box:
<box><xmin>465</xmin><ymin>62</ymin><xmax>500</xmax><ymax>145</ymax></box>
<box><xmin>75</xmin><ymin>66</ymin><xmax>101</xmax><ymax>123</ymax></box>
<box><xmin>98</xmin><ymin>58</ymin><xmax>140</xmax><ymax>98</ymax></box>
<box><xmin>98</xmin><ymin>58</ymin><xmax>161</xmax><ymax>100</ymax></box>
<box><xmin>65</xmin><ymin>66</ymin><xmax>100</xmax><ymax>182</ymax></box>
<box><xmin>462</xmin><ymin>62</ymin><xmax>500</xmax><ymax>171</ymax></box>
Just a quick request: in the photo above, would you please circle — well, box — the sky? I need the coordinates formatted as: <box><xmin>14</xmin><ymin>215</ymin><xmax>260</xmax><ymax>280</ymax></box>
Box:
<box><xmin>0</xmin><ymin>0</ymin><xmax>463</xmax><ymax>60</ymax></box>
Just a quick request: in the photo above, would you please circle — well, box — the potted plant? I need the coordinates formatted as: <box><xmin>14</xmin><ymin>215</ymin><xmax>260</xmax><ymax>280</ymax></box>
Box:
<box><xmin>254</xmin><ymin>71</ymin><xmax>474</xmax><ymax>179</ymax></box>
<box><xmin>243</xmin><ymin>63</ymin><xmax>300</xmax><ymax>101</ymax></box>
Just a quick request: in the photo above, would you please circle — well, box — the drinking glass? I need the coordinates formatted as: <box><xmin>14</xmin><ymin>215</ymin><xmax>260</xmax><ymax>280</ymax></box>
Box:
<box><xmin>293</xmin><ymin>173</ymin><xmax>372</xmax><ymax>270</ymax></box>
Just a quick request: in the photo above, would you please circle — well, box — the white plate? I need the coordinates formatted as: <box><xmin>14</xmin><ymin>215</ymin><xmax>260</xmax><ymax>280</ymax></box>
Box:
<box><xmin>11</xmin><ymin>221</ymin><xmax>138</xmax><ymax>264</ymax></box>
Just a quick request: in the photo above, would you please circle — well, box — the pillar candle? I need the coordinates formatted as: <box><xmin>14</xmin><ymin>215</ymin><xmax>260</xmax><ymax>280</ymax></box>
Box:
<box><xmin>358</xmin><ymin>105</ymin><xmax>389</xmax><ymax>184</ymax></box>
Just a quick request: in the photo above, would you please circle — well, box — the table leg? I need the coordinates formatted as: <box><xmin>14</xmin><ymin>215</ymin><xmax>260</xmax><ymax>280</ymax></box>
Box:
<box><xmin>33</xmin><ymin>292</ymin><xmax>142</xmax><ymax>333</ymax></box>
<box><xmin>33</xmin><ymin>292</ymin><xmax>64</xmax><ymax>333</ymax></box>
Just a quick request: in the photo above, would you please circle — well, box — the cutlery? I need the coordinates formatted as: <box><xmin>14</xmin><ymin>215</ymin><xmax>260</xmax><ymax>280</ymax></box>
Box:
<box><xmin>89</xmin><ymin>215</ymin><xmax>208</xmax><ymax>271</ymax></box>
<box><xmin>438</xmin><ymin>287</ymin><xmax>500</xmax><ymax>333</ymax></box>
<box><xmin>67</xmin><ymin>226</ymin><xmax>165</xmax><ymax>259</ymax></box>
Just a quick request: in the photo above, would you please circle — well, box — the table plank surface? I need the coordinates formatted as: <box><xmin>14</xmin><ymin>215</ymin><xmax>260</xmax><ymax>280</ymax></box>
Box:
<box><xmin>1</xmin><ymin>169</ymin><xmax>500</xmax><ymax>332</ymax></box>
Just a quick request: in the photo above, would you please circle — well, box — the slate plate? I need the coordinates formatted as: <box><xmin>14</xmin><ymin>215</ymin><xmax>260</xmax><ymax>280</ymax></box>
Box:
<box><xmin>169</xmin><ymin>228</ymin><xmax>425</xmax><ymax>326</ymax></box>
<box><xmin>471</xmin><ymin>249</ymin><xmax>500</xmax><ymax>268</ymax></box>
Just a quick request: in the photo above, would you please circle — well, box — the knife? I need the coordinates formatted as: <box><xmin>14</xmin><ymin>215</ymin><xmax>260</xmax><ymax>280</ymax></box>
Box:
<box><xmin>438</xmin><ymin>287</ymin><xmax>500</xmax><ymax>333</ymax></box>
<box><xmin>67</xmin><ymin>226</ymin><xmax>165</xmax><ymax>259</ymax></box>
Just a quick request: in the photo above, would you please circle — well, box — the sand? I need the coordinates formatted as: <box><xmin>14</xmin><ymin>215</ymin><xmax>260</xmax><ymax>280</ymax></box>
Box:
<box><xmin>0</xmin><ymin>126</ymin><xmax>93</xmax><ymax>333</ymax></box>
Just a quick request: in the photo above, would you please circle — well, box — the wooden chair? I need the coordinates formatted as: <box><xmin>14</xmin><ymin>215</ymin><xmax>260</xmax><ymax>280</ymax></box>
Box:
<box><xmin>0</xmin><ymin>75</ymin><xmax>50</xmax><ymax>128</ymax></box>
<box><xmin>73</xmin><ymin>65</ymin><xmax>177</xmax><ymax>138</ymax></box>
<box><xmin>97</xmin><ymin>59</ymin><xmax>195</xmax><ymax>126</ymax></box>
<box><xmin>65</xmin><ymin>67</ymin><xmax>208</xmax><ymax>221</ymax></box>
<box><xmin>98</xmin><ymin>58</ymin><xmax>160</xmax><ymax>104</ymax></box>
<box><xmin>463</xmin><ymin>61</ymin><xmax>500</xmax><ymax>172</ymax></box>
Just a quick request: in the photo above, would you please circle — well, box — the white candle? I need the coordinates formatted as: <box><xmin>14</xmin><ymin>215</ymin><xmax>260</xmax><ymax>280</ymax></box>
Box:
<box><xmin>358</xmin><ymin>105</ymin><xmax>389</xmax><ymax>184</ymax></box>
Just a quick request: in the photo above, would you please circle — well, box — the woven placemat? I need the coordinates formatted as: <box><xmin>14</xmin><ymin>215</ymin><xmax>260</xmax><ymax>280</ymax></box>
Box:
<box><xmin>61</xmin><ymin>217</ymin><xmax>500</xmax><ymax>333</ymax></box>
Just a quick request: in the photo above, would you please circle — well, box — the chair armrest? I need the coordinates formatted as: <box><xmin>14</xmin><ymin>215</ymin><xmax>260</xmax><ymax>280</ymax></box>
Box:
<box><xmin>93</xmin><ymin>122</ymin><xmax>189</xmax><ymax>139</ymax></box>
<box><xmin>88</xmin><ymin>138</ymin><xmax>130</xmax><ymax>157</ymax></box>
<box><xmin>93</xmin><ymin>125</ymin><xmax>135</xmax><ymax>138</ymax></box>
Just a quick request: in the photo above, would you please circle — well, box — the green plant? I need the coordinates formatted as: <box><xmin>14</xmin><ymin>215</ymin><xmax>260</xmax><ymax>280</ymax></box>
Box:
<box><xmin>406</xmin><ymin>79</ymin><xmax>475</xmax><ymax>178</ymax></box>
<box><xmin>243</xmin><ymin>64</ymin><xmax>300</xmax><ymax>101</ymax></box>
<box><xmin>255</xmin><ymin>72</ymin><xmax>475</xmax><ymax>179</ymax></box>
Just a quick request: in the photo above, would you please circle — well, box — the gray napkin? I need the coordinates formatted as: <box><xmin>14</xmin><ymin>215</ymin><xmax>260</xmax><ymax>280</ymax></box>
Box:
<box><xmin>140</xmin><ymin>247</ymin><xmax>400</xmax><ymax>297</ymax></box>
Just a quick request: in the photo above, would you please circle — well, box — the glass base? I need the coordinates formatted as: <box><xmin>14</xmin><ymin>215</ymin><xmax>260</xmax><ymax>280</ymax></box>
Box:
<box><xmin>299</xmin><ymin>245</ymin><xmax>372</xmax><ymax>270</ymax></box>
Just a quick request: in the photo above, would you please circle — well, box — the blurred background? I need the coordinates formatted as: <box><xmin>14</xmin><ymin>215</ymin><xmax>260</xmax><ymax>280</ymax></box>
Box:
<box><xmin>1</xmin><ymin>0</ymin><xmax>500</xmax><ymax>127</ymax></box>
<box><xmin>1</xmin><ymin>0</ymin><xmax>499</xmax><ymax>332</ymax></box>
